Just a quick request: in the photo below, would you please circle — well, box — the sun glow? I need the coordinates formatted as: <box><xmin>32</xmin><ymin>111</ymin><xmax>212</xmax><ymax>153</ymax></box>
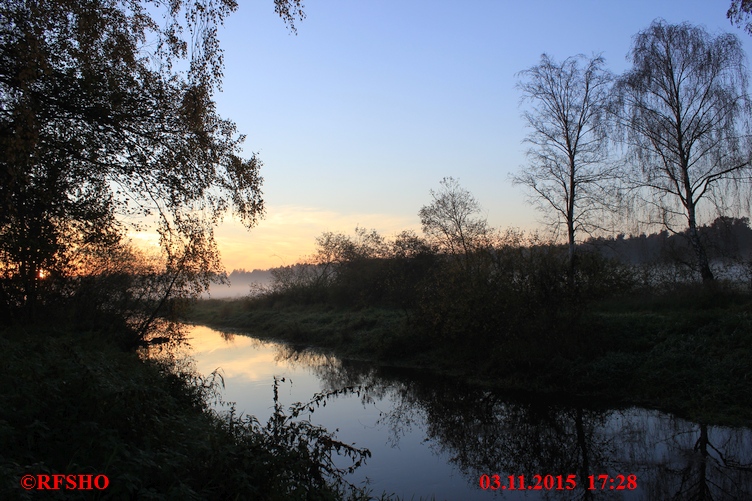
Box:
<box><xmin>213</xmin><ymin>205</ymin><xmax>419</xmax><ymax>271</ymax></box>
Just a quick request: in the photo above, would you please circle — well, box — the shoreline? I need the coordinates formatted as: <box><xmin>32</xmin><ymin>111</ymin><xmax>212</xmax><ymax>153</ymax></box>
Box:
<box><xmin>184</xmin><ymin>295</ymin><xmax>752</xmax><ymax>429</ymax></box>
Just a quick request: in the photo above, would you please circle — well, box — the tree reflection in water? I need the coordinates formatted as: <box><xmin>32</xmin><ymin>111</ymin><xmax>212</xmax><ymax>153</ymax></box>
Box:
<box><xmin>273</xmin><ymin>345</ymin><xmax>752</xmax><ymax>500</ymax></box>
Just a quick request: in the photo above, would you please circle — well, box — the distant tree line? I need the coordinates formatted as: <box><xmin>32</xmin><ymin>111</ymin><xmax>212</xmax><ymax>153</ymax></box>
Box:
<box><xmin>259</xmin><ymin>178</ymin><xmax>619</xmax><ymax>353</ymax></box>
<box><xmin>258</xmin><ymin>173</ymin><xmax>752</xmax><ymax>360</ymax></box>
<box><xmin>584</xmin><ymin>216</ymin><xmax>752</xmax><ymax>266</ymax></box>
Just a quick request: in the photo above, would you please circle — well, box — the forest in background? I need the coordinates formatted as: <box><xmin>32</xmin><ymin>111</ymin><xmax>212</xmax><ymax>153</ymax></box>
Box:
<box><xmin>225</xmin><ymin>213</ymin><xmax>752</xmax><ymax>293</ymax></box>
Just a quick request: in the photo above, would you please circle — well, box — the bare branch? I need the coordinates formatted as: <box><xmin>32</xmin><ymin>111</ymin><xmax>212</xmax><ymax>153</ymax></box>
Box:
<box><xmin>612</xmin><ymin>20</ymin><xmax>752</xmax><ymax>282</ymax></box>
<box><xmin>512</xmin><ymin>53</ymin><xmax>616</xmax><ymax>272</ymax></box>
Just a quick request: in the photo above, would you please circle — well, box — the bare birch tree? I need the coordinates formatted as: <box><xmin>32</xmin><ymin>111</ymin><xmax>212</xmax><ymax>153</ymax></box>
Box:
<box><xmin>612</xmin><ymin>20</ymin><xmax>752</xmax><ymax>283</ymax></box>
<box><xmin>512</xmin><ymin>54</ymin><xmax>614</xmax><ymax>279</ymax></box>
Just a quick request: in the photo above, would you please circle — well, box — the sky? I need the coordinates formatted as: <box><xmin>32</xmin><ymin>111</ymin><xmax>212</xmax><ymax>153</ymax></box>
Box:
<box><xmin>183</xmin><ymin>0</ymin><xmax>752</xmax><ymax>272</ymax></box>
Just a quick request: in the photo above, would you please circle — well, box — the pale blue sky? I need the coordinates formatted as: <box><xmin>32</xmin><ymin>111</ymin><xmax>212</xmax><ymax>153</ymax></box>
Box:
<box><xmin>197</xmin><ymin>1</ymin><xmax>752</xmax><ymax>270</ymax></box>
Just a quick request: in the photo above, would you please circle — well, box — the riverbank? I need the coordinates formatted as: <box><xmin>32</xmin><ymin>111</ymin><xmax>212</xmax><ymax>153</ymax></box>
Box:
<box><xmin>185</xmin><ymin>288</ymin><xmax>752</xmax><ymax>428</ymax></box>
<box><xmin>0</xmin><ymin>324</ymin><xmax>374</xmax><ymax>500</ymax></box>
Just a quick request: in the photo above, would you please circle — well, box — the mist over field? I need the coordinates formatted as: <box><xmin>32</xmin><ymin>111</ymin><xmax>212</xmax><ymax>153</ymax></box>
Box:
<box><xmin>204</xmin><ymin>269</ymin><xmax>273</xmax><ymax>298</ymax></box>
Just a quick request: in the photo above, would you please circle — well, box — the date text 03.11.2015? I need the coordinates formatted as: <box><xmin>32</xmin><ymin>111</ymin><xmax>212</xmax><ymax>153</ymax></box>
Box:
<box><xmin>479</xmin><ymin>474</ymin><xmax>638</xmax><ymax>491</ymax></box>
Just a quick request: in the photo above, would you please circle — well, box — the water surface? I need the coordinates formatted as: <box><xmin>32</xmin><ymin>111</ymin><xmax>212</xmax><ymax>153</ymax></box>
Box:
<box><xmin>184</xmin><ymin>324</ymin><xmax>752</xmax><ymax>500</ymax></box>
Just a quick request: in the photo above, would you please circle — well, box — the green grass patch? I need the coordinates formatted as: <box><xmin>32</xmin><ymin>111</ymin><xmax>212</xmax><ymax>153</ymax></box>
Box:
<box><xmin>185</xmin><ymin>287</ymin><xmax>752</xmax><ymax>428</ymax></box>
<box><xmin>187</xmin><ymin>298</ymin><xmax>415</xmax><ymax>362</ymax></box>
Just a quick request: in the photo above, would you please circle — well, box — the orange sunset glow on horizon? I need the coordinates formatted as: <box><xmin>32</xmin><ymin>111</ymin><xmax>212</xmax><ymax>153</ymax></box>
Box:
<box><xmin>130</xmin><ymin>204</ymin><xmax>423</xmax><ymax>272</ymax></box>
<box><xmin>213</xmin><ymin>205</ymin><xmax>420</xmax><ymax>271</ymax></box>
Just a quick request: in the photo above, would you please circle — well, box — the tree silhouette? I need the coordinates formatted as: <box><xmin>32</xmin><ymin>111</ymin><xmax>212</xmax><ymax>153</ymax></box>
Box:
<box><xmin>0</xmin><ymin>1</ymin><xmax>302</xmax><ymax>319</ymax></box>
<box><xmin>513</xmin><ymin>54</ymin><xmax>614</xmax><ymax>283</ymax></box>
<box><xmin>419</xmin><ymin>177</ymin><xmax>489</xmax><ymax>264</ymax></box>
<box><xmin>612</xmin><ymin>20</ymin><xmax>752</xmax><ymax>283</ymax></box>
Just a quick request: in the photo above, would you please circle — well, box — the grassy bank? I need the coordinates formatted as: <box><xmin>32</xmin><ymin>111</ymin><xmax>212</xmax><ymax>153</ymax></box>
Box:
<box><xmin>0</xmin><ymin>324</ymin><xmax>374</xmax><ymax>500</ymax></box>
<box><xmin>188</xmin><ymin>298</ymin><xmax>416</xmax><ymax>361</ymax></box>
<box><xmin>185</xmin><ymin>287</ymin><xmax>752</xmax><ymax>428</ymax></box>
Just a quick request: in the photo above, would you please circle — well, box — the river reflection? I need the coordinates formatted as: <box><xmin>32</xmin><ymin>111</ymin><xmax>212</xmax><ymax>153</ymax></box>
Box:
<box><xmin>185</xmin><ymin>325</ymin><xmax>752</xmax><ymax>500</ymax></box>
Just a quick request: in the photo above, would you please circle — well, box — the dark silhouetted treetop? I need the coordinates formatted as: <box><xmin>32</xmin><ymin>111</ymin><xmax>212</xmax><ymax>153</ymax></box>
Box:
<box><xmin>419</xmin><ymin>177</ymin><xmax>489</xmax><ymax>262</ymax></box>
<box><xmin>728</xmin><ymin>0</ymin><xmax>752</xmax><ymax>36</ymax></box>
<box><xmin>0</xmin><ymin>0</ymin><xmax>303</xmax><ymax>316</ymax></box>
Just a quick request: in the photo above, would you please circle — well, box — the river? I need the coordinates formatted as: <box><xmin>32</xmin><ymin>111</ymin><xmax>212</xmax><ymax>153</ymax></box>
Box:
<box><xmin>178</xmin><ymin>324</ymin><xmax>752</xmax><ymax>500</ymax></box>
